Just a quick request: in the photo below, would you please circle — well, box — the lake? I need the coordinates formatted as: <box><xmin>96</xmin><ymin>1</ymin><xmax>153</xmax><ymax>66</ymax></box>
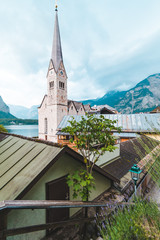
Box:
<box><xmin>5</xmin><ymin>125</ymin><xmax>38</xmax><ymax>138</ymax></box>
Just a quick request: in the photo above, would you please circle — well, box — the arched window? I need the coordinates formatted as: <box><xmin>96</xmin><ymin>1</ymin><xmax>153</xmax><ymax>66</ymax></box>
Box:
<box><xmin>59</xmin><ymin>81</ymin><xmax>65</xmax><ymax>89</ymax></box>
<box><xmin>44</xmin><ymin>118</ymin><xmax>48</xmax><ymax>134</ymax></box>
<box><xmin>49</xmin><ymin>81</ymin><xmax>54</xmax><ymax>88</ymax></box>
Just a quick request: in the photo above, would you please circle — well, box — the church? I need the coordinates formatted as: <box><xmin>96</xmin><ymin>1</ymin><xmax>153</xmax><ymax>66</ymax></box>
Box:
<box><xmin>38</xmin><ymin>5</ymin><xmax>91</xmax><ymax>142</ymax></box>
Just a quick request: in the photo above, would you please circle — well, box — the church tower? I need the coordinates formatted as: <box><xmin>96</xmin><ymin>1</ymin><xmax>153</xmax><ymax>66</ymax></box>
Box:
<box><xmin>38</xmin><ymin>5</ymin><xmax>68</xmax><ymax>142</ymax></box>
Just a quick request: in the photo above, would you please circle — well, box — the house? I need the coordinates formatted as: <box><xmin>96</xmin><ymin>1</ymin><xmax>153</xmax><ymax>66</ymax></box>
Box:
<box><xmin>0</xmin><ymin>132</ymin><xmax>119</xmax><ymax>240</ymax></box>
<box><xmin>100</xmin><ymin>135</ymin><xmax>160</xmax><ymax>200</ymax></box>
<box><xmin>150</xmin><ymin>106</ymin><xmax>160</xmax><ymax>113</ymax></box>
<box><xmin>57</xmin><ymin>113</ymin><xmax>160</xmax><ymax>146</ymax></box>
<box><xmin>90</xmin><ymin>104</ymin><xmax>118</xmax><ymax>114</ymax></box>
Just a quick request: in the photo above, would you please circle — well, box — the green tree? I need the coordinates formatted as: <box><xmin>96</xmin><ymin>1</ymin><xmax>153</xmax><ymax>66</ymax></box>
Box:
<box><xmin>0</xmin><ymin>124</ymin><xmax>8</xmax><ymax>132</ymax></box>
<box><xmin>62</xmin><ymin>114</ymin><xmax>121</xmax><ymax>201</ymax></box>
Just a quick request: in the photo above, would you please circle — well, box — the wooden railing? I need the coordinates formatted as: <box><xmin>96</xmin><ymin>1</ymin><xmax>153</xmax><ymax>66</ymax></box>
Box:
<box><xmin>0</xmin><ymin>200</ymin><xmax>159</xmax><ymax>239</ymax></box>
<box><xmin>0</xmin><ymin>200</ymin><xmax>136</xmax><ymax>240</ymax></box>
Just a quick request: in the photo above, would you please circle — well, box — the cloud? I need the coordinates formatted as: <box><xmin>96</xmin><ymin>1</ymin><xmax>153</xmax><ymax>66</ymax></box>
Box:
<box><xmin>1</xmin><ymin>0</ymin><xmax>160</xmax><ymax>106</ymax></box>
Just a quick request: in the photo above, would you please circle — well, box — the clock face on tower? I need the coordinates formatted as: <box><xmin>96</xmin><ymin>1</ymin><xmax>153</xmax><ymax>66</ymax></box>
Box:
<box><xmin>59</xmin><ymin>70</ymin><xmax>64</xmax><ymax>77</ymax></box>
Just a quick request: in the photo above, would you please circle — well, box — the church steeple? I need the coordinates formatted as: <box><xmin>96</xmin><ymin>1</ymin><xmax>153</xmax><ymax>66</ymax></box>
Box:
<box><xmin>51</xmin><ymin>6</ymin><xmax>63</xmax><ymax>72</ymax></box>
<box><xmin>38</xmin><ymin>2</ymin><xmax>68</xmax><ymax>143</ymax></box>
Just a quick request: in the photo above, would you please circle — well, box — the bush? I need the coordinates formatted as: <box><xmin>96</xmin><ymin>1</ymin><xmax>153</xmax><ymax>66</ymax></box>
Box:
<box><xmin>0</xmin><ymin>124</ymin><xmax>8</xmax><ymax>132</ymax></box>
<box><xmin>96</xmin><ymin>199</ymin><xmax>160</xmax><ymax>240</ymax></box>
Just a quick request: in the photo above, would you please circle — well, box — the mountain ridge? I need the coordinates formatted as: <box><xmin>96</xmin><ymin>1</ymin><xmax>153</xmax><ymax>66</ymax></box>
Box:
<box><xmin>0</xmin><ymin>96</ymin><xmax>10</xmax><ymax>113</ymax></box>
<box><xmin>1</xmin><ymin>73</ymin><xmax>160</xmax><ymax>118</ymax></box>
<box><xmin>8</xmin><ymin>104</ymin><xmax>39</xmax><ymax>119</ymax></box>
<box><xmin>82</xmin><ymin>73</ymin><xmax>160</xmax><ymax>113</ymax></box>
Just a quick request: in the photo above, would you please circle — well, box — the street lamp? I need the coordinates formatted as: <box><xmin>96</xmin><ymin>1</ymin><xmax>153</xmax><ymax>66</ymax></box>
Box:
<box><xmin>129</xmin><ymin>164</ymin><xmax>142</xmax><ymax>196</ymax></box>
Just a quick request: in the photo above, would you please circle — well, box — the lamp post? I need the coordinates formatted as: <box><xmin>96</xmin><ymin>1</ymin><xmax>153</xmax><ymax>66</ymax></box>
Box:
<box><xmin>129</xmin><ymin>164</ymin><xmax>142</xmax><ymax>196</ymax></box>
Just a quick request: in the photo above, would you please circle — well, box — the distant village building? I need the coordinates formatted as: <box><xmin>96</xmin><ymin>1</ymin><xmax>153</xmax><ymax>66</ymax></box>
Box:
<box><xmin>89</xmin><ymin>104</ymin><xmax>118</xmax><ymax>114</ymax></box>
<box><xmin>150</xmin><ymin>106</ymin><xmax>160</xmax><ymax>113</ymax></box>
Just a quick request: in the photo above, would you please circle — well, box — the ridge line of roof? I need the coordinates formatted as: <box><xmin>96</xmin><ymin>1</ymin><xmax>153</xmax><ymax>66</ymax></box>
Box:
<box><xmin>0</xmin><ymin>132</ymin><xmax>64</xmax><ymax>148</ymax></box>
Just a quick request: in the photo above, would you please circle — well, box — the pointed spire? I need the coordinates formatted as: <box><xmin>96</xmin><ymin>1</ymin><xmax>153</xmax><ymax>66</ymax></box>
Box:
<box><xmin>51</xmin><ymin>5</ymin><xmax>63</xmax><ymax>72</ymax></box>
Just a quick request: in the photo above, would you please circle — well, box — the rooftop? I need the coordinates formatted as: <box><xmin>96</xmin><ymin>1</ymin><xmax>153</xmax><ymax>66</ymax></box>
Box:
<box><xmin>102</xmin><ymin>136</ymin><xmax>160</xmax><ymax>188</ymax></box>
<box><xmin>0</xmin><ymin>132</ymin><xmax>119</xmax><ymax>201</ymax></box>
<box><xmin>58</xmin><ymin>113</ymin><xmax>160</xmax><ymax>133</ymax></box>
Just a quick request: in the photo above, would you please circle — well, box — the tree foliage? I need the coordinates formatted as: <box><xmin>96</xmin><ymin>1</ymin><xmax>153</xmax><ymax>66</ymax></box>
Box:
<box><xmin>62</xmin><ymin>114</ymin><xmax>121</xmax><ymax>200</ymax></box>
<box><xmin>62</xmin><ymin>114</ymin><xmax>121</xmax><ymax>173</ymax></box>
<box><xmin>0</xmin><ymin>124</ymin><xmax>8</xmax><ymax>132</ymax></box>
<box><xmin>67</xmin><ymin>169</ymin><xmax>95</xmax><ymax>201</ymax></box>
<box><xmin>0</xmin><ymin>119</ymin><xmax>38</xmax><ymax>125</ymax></box>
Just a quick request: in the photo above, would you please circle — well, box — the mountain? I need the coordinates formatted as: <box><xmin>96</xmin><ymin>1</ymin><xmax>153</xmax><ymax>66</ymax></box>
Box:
<box><xmin>8</xmin><ymin>104</ymin><xmax>39</xmax><ymax>119</ymax></box>
<box><xmin>82</xmin><ymin>73</ymin><xmax>160</xmax><ymax>113</ymax></box>
<box><xmin>82</xmin><ymin>90</ymin><xmax>126</xmax><ymax>108</ymax></box>
<box><xmin>0</xmin><ymin>96</ymin><xmax>16</xmax><ymax>119</ymax></box>
<box><xmin>0</xmin><ymin>96</ymin><xmax>10</xmax><ymax>113</ymax></box>
<box><xmin>0</xmin><ymin>111</ymin><xmax>16</xmax><ymax>119</ymax></box>
<box><xmin>5</xmin><ymin>73</ymin><xmax>160</xmax><ymax>117</ymax></box>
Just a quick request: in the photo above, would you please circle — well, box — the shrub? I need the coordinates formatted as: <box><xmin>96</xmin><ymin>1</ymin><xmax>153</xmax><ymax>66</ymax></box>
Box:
<box><xmin>96</xmin><ymin>199</ymin><xmax>160</xmax><ymax>240</ymax></box>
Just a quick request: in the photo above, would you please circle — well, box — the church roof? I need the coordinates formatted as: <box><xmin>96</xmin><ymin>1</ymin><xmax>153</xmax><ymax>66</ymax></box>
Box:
<box><xmin>83</xmin><ymin>104</ymin><xmax>91</xmax><ymax>112</ymax></box>
<box><xmin>51</xmin><ymin>10</ymin><xmax>63</xmax><ymax>72</ymax></box>
<box><xmin>68</xmin><ymin>100</ymin><xmax>84</xmax><ymax>112</ymax></box>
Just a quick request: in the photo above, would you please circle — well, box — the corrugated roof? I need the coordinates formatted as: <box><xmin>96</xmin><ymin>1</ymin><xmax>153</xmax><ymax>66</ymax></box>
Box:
<box><xmin>0</xmin><ymin>133</ymin><xmax>120</xmax><ymax>201</ymax></box>
<box><xmin>0</xmin><ymin>133</ymin><xmax>63</xmax><ymax>201</ymax></box>
<box><xmin>96</xmin><ymin>144</ymin><xmax>120</xmax><ymax>167</ymax></box>
<box><xmin>57</xmin><ymin>113</ymin><xmax>160</xmax><ymax>133</ymax></box>
<box><xmin>113</xmin><ymin>132</ymin><xmax>139</xmax><ymax>138</ymax></box>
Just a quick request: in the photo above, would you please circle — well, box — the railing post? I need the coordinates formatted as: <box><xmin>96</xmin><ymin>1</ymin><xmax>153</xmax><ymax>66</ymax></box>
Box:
<box><xmin>0</xmin><ymin>210</ymin><xmax>7</xmax><ymax>240</ymax></box>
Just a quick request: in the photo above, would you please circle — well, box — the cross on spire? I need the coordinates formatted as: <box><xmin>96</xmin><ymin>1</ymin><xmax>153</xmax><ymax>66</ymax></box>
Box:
<box><xmin>55</xmin><ymin>0</ymin><xmax>58</xmax><ymax>11</ymax></box>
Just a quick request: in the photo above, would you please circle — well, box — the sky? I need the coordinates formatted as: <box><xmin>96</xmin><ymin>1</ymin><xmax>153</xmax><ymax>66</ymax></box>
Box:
<box><xmin>1</xmin><ymin>0</ymin><xmax>160</xmax><ymax>108</ymax></box>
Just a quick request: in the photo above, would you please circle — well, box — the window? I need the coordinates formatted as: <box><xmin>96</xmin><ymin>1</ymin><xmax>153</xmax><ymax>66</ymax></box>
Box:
<box><xmin>49</xmin><ymin>81</ymin><xmax>54</xmax><ymax>88</ymax></box>
<box><xmin>44</xmin><ymin>118</ymin><xmax>48</xmax><ymax>134</ymax></box>
<box><xmin>59</xmin><ymin>81</ymin><xmax>64</xmax><ymax>89</ymax></box>
<box><xmin>59</xmin><ymin>135</ymin><xmax>73</xmax><ymax>141</ymax></box>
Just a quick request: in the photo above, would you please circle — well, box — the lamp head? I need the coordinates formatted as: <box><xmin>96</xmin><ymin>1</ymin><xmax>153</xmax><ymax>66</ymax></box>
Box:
<box><xmin>129</xmin><ymin>164</ymin><xmax>142</xmax><ymax>181</ymax></box>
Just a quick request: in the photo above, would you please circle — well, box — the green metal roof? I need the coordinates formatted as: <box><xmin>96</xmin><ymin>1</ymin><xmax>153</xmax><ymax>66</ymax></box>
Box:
<box><xmin>0</xmin><ymin>134</ymin><xmax>63</xmax><ymax>201</ymax></box>
<box><xmin>96</xmin><ymin>144</ymin><xmax>120</xmax><ymax>167</ymax></box>
<box><xmin>0</xmin><ymin>133</ymin><xmax>119</xmax><ymax>201</ymax></box>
